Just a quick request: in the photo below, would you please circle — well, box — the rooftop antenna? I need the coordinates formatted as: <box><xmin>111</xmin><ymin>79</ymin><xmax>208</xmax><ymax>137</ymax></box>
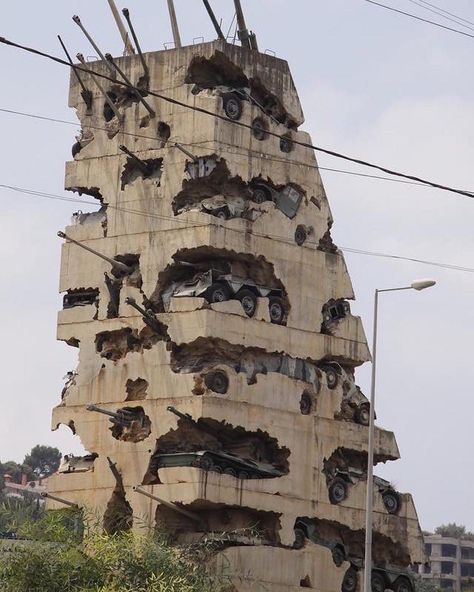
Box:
<box><xmin>233</xmin><ymin>0</ymin><xmax>258</xmax><ymax>50</ymax></box>
<box><xmin>107</xmin><ymin>0</ymin><xmax>135</xmax><ymax>56</ymax></box>
<box><xmin>105</xmin><ymin>53</ymin><xmax>156</xmax><ymax>118</ymax></box>
<box><xmin>75</xmin><ymin>54</ymin><xmax>122</xmax><ymax>122</ymax></box>
<box><xmin>57</xmin><ymin>35</ymin><xmax>93</xmax><ymax>111</ymax></box>
<box><xmin>122</xmin><ymin>8</ymin><xmax>150</xmax><ymax>87</ymax></box>
<box><xmin>166</xmin><ymin>0</ymin><xmax>182</xmax><ymax>48</ymax></box>
<box><xmin>202</xmin><ymin>0</ymin><xmax>226</xmax><ymax>41</ymax></box>
<box><xmin>72</xmin><ymin>15</ymin><xmax>116</xmax><ymax>77</ymax></box>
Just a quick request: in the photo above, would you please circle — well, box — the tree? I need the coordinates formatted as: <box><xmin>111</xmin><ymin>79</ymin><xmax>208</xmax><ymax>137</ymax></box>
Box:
<box><xmin>23</xmin><ymin>445</ymin><xmax>61</xmax><ymax>478</ymax></box>
<box><xmin>0</xmin><ymin>461</ymin><xmax>35</xmax><ymax>486</ymax></box>
<box><xmin>435</xmin><ymin>523</ymin><xmax>466</xmax><ymax>539</ymax></box>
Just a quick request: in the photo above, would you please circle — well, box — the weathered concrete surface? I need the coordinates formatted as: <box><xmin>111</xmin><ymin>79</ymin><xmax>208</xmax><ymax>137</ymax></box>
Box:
<box><xmin>50</xmin><ymin>40</ymin><xmax>424</xmax><ymax>590</ymax></box>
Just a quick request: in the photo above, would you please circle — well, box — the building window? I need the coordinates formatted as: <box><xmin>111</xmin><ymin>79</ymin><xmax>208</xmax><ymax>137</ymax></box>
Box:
<box><xmin>426</xmin><ymin>543</ymin><xmax>432</xmax><ymax>555</ymax></box>
<box><xmin>442</xmin><ymin>544</ymin><xmax>457</xmax><ymax>558</ymax></box>
<box><xmin>442</xmin><ymin>562</ymin><xmax>454</xmax><ymax>575</ymax></box>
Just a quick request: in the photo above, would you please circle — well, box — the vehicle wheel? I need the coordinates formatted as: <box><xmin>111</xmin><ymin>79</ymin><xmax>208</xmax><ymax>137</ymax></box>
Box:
<box><xmin>252</xmin><ymin>117</ymin><xmax>268</xmax><ymax>141</ymax></box>
<box><xmin>216</xmin><ymin>208</ymin><xmax>229</xmax><ymax>220</ymax></box>
<box><xmin>223</xmin><ymin>93</ymin><xmax>243</xmax><ymax>121</ymax></box>
<box><xmin>355</xmin><ymin>403</ymin><xmax>370</xmax><ymax>426</ymax></box>
<box><xmin>199</xmin><ymin>457</ymin><xmax>213</xmax><ymax>471</ymax></box>
<box><xmin>328</xmin><ymin>477</ymin><xmax>348</xmax><ymax>504</ymax></box>
<box><xmin>293</xmin><ymin>528</ymin><xmax>306</xmax><ymax>550</ymax></box>
<box><xmin>251</xmin><ymin>186</ymin><xmax>271</xmax><ymax>204</ymax></box>
<box><xmin>204</xmin><ymin>369</ymin><xmax>229</xmax><ymax>394</ymax></box>
<box><xmin>332</xmin><ymin>545</ymin><xmax>346</xmax><ymax>567</ymax></box>
<box><xmin>269</xmin><ymin>297</ymin><xmax>285</xmax><ymax>324</ymax></box>
<box><xmin>393</xmin><ymin>576</ymin><xmax>413</xmax><ymax>592</ymax></box>
<box><xmin>205</xmin><ymin>282</ymin><xmax>231</xmax><ymax>304</ymax></box>
<box><xmin>224</xmin><ymin>467</ymin><xmax>237</xmax><ymax>477</ymax></box>
<box><xmin>382</xmin><ymin>490</ymin><xmax>401</xmax><ymax>515</ymax></box>
<box><xmin>236</xmin><ymin>289</ymin><xmax>257</xmax><ymax>317</ymax></box>
<box><xmin>213</xmin><ymin>465</ymin><xmax>224</xmax><ymax>474</ymax></box>
<box><xmin>371</xmin><ymin>571</ymin><xmax>386</xmax><ymax>592</ymax></box>
<box><xmin>341</xmin><ymin>567</ymin><xmax>358</xmax><ymax>592</ymax></box>
<box><xmin>322</xmin><ymin>366</ymin><xmax>339</xmax><ymax>390</ymax></box>
<box><xmin>238</xmin><ymin>471</ymin><xmax>250</xmax><ymax>480</ymax></box>
<box><xmin>300</xmin><ymin>393</ymin><xmax>312</xmax><ymax>415</ymax></box>
<box><xmin>280</xmin><ymin>133</ymin><xmax>294</xmax><ymax>153</ymax></box>
<box><xmin>295</xmin><ymin>225</ymin><xmax>308</xmax><ymax>246</ymax></box>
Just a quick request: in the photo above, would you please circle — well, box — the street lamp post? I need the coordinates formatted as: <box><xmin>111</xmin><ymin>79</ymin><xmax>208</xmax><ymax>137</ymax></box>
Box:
<box><xmin>363</xmin><ymin>279</ymin><xmax>436</xmax><ymax>592</ymax></box>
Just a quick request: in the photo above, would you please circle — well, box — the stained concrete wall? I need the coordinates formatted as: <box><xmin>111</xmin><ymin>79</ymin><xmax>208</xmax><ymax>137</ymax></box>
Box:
<box><xmin>50</xmin><ymin>40</ymin><xmax>424</xmax><ymax>590</ymax></box>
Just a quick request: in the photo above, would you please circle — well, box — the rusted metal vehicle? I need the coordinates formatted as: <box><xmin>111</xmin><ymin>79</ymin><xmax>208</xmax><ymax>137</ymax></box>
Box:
<box><xmin>341</xmin><ymin>564</ymin><xmax>415</xmax><ymax>592</ymax></box>
<box><xmin>250</xmin><ymin>180</ymin><xmax>303</xmax><ymax>219</ymax></box>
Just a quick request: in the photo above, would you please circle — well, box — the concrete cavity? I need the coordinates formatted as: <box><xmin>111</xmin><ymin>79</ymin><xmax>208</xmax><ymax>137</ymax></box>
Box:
<box><xmin>109</xmin><ymin>406</ymin><xmax>151</xmax><ymax>442</ymax></box>
<box><xmin>157</xmin><ymin>121</ymin><xmax>171</xmax><ymax>148</ymax></box>
<box><xmin>58</xmin><ymin>452</ymin><xmax>98</xmax><ymax>474</ymax></box>
<box><xmin>63</xmin><ymin>288</ymin><xmax>99</xmax><ymax>315</ymax></box>
<box><xmin>95</xmin><ymin>327</ymin><xmax>162</xmax><ymax>361</ymax></box>
<box><xmin>120</xmin><ymin>155</ymin><xmax>163</xmax><ymax>190</ymax></box>
<box><xmin>125</xmin><ymin>378</ymin><xmax>148</xmax><ymax>401</ymax></box>
<box><xmin>103</xmin><ymin>459</ymin><xmax>133</xmax><ymax>535</ymax></box>
<box><xmin>321</xmin><ymin>299</ymin><xmax>351</xmax><ymax>335</ymax></box>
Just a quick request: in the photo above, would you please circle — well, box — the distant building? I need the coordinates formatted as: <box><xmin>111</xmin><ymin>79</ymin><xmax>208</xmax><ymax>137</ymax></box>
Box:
<box><xmin>418</xmin><ymin>534</ymin><xmax>474</xmax><ymax>592</ymax></box>
<box><xmin>3</xmin><ymin>474</ymin><xmax>48</xmax><ymax>500</ymax></box>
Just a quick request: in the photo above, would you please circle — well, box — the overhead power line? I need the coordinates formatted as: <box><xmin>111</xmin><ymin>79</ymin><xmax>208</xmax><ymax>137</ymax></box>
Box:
<box><xmin>405</xmin><ymin>0</ymin><xmax>474</xmax><ymax>31</ymax></box>
<box><xmin>362</xmin><ymin>0</ymin><xmax>474</xmax><ymax>39</ymax></box>
<box><xmin>1</xmin><ymin>182</ymin><xmax>473</xmax><ymax>274</ymax></box>
<box><xmin>0</xmin><ymin>36</ymin><xmax>474</xmax><ymax>200</ymax></box>
<box><xmin>413</xmin><ymin>0</ymin><xmax>474</xmax><ymax>28</ymax></box>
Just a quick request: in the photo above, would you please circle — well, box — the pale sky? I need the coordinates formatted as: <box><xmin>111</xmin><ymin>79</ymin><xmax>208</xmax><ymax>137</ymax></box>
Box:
<box><xmin>0</xmin><ymin>1</ymin><xmax>473</xmax><ymax>532</ymax></box>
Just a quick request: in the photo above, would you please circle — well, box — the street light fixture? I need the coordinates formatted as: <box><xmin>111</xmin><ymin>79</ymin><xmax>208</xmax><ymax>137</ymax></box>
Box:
<box><xmin>363</xmin><ymin>279</ymin><xmax>436</xmax><ymax>592</ymax></box>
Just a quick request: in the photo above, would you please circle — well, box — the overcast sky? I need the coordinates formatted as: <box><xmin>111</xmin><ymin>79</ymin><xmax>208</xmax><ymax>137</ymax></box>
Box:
<box><xmin>0</xmin><ymin>1</ymin><xmax>472</xmax><ymax>532</ymax></box>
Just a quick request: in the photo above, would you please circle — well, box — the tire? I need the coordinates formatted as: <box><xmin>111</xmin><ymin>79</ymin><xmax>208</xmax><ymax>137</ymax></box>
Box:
<box><xmin>355</xmin><ymin>403</ymin><xmax>370</xmax><ymax>426</ymax></box>
<box><xmin>371</xmin><ymin>571</ymin><xmax>386</xmax><ymax>592</ymax></box>
<box><xmin>215</xmin><ymin>208</ymin><xmax>229</xmax><ymax>220</ymax></box>
<box><xmin>252</xmin><ymin>117</ymin><xmax>268</xmax><ymax>141</ymax></box>
<box><xmin>332</xmin><ymin>545</ymin><xmax>346</xmax><ymax>567</ymax></box>
<box><xmin>341</xmin><ymin>567</ymin><xmax>358</xmax><ymax>592</ymax></box>
<box><xmin>199</xmin><ymin>456</ymin><xmax>213</xmax><ymax>471</ymax></box>
<box><xmin>280</xmin><ymin>133</ymin><xmax>294</xmax><ymax>153</ymax></box>
<box><xmin>269</xmin><ymin>297</ymin><xmax>285</xmax><ymax>324</ymax></box>
<box><xmin>328</xmin><ymin>477</ymin><xmax>348</xmax><ymax>504</ymax></box>
<box><xmin>204</xmin><ymin>369</ymin><xmax>229</xmax><ymax>394</ymax></box>
<box><xmin>223</xmin><ymin>94</ymin><xmax>243</xmax><ymax>121</ymax></box>
<box><xmin>251</xmin><ymin>186</ymin><xmax>271</xmax><ymax>204</ymax></box>
<box><xmin>238</xmin><ymin>471</ymin><xmax>250</xmax><ymax>480</ymax></box>
<box><xmin>236</xmin><ymin>288</ymin><xmax>257</xmax><ymax>317</ymax></box>
<box><xmin>300</xmin><ymin>393</ymin><xmax>312</xmax><ymax>415</ymax></box>
<box><xmin>213</xmin><ymin>465</ymin><xmax>224</xmax><ymax>474</ymax></box>
<box><xmin>382</xmin><ymin>490</ymin><xmax>401</xmax><ymax>515</ymax></box>
<box><xmin>224</xmin><ymin>466</ymin><xmax>237</xmax><ymax>477</ymax></box>
<box><xmin>295</xmin><ymin>225</ymin><xmax>308</xmax><ymax>246</ymax></box>
<box><xmin>322</xmin><ymin>366</ymin><xmax>339</xmax><ymax>390</ymax></box>
<box><xmin>293</xmin><ymin>528</ymin><xmax>306</xmax><ymax>550</ymax></box>
<box><xmin>205</xmin><ymin>282</ymin><xmax>231</xmax><ymax>304</ymax></box>
<box><xmin>393</xmin><ymin>577</ymin><xmax>413</xmax><ymax>592</ymax></box>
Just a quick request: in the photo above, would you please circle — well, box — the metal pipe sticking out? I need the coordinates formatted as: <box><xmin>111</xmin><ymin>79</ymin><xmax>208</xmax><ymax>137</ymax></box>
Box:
<box><xmin>105</xmin><ymin>53</ymin><xmax>156</xmax><ymax>118</ymax></box>
<box><xmin>72</xmin><ymin>15</ymin><xmax>116</xmax><ymax>77</ymax></box>
<box><xmin>119</xmin><ymin>144</ymin><xmax>153</xmax><ymax>176</ymax></box>
<box><xmin>233</xmin><ymin>0</ymin><xmax>258</xmax><ymax>50</ymax></box>
<box><xmin>41</xmin><ymin>492</ymin><xmax>79</xmax><ymax>509</ymax></box>
<box><xmin>57</xmin><ymin>230</ymin><xmax>131</xmax><ymax>275</ymax></box>
<box><xmin>133</xmin><ymin>486</ymin><xmax>205</xmax><ymax>526</ymax></box>
<box><xmin>201</xmin><ymin>0</ymin><xmax>226</xmax><ymax>40</ymax></box>
<box><xmin>121</xmin><ymin>8</ymin><xmax>149</xmax><ymax>86</ymax></box>
<box><xmin>173</xmin><ymin>142</ymin><xmax>198</xmax><ymax>161</ymax></box>
<box><xmin>57</xmin><ymin>35</ymin><xmax>93</xmax><ymax>111</ymax></box>
<box><xmin>76</xmin><ymin>53</ymin><xmax>122</xmax><ymax>121</ymax></box>
<box><xmin>166</xmin><ymin>0</ymin><xmax>182</xmax><ymax>48</ymax></box>
<box><xmin>107</xmin><ymin>0</ymin><xmax>135</xmax><ymax>56</ymax></box>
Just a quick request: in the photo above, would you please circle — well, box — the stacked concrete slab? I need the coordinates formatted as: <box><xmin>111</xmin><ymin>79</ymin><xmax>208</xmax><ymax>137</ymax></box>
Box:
<box><xmin>49</xmin><ymin>40</ymin><xmax>424</xmax><ymax>591</ymax></box>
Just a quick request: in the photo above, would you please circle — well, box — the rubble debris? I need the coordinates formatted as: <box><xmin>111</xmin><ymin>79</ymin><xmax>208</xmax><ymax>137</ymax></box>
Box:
<box><xmin>321</xmin><ymin>362</ymin><xmax>371</xmax><ymax>426</ymax></box>
<box><xmin>103</xmin><ymin>457</ymin><xmax>133</xmax><ymax>534</ymax></box>
<box><xmin>292</xmin><ymin>517</ymin><xmax>412</xmax><ymax>568</ymax></box>
<box><xmin>294</xmin><ymin>224</ymin><xmax>314</xmax><ymax>246</ymax></box>
<box><xmin>87</xmin><ymin>404</ymin><xmax>151</xmax><ymax>442</ymax></box>
<box><xmin>152</xmin><ymin>247</ymin><xmax>289</xmax><ymax>324</ymax></box>
<box><xmin>71</xmin><ymin>128</ymin><xmax>94</xmax><ymax>157</ymax></box>
<box><xmin>143</xmin><ymin>408</ymin><xmax>289</xmax><ymax>484</ymax></box>
<box><xmin>321</xmin><ymin>299</ymin><xmax>351</xmax><ymax>334</ymax></box>
<box><xmin>125</xmin><ymin>377</ymin><xmax>148</xmax><ymax>401</ymax></box>
<box><xmin>157</xmin><ymin>121</ymin><xmax>170</xmax><ymax>147</ymax></box>
<box><xmin>318</xmin><ymin>226</ymin><xmax>338</xmax><ymax>254</ymax></box>
<box><xmin>58</xmin><ymin>452</ymin><xmax>98</xmax><ymax>474</ymax></box>
<box><xmin>63</xmin><ymin>288</ymin><xmax>99</xmax><ymax>319</ymax></box>
<box><xmin>95</xmin><ymin>327</ymin><xmax>162</xmax><ymax>361</ymax></box>
<box><xmin>170</xmin><ymin>337</ymin><xmax>322</xmax><ymax>391</ymax></box>
<box><xmin>120</xmin><ymin>146</ymin><xmax>162</xmax><ymax>189</ymax></box>
<box><xmin>61</xmin><ymin>371</ymin><xmax>77</xmax><ymax>401</ymax></box>
<box><xmin>323</xmin><ymin>448</ymin><xmax>401</xmax><ymax>511</ymax></box>
<box><xmin>155</xmin><ymin>500</ymin><xmax>281</xmax><ymax>544</ymax></box>
<box><xmin>185</xmin><ymin>51</ymin><xmax>300</xmax><ymax>128</ymax></box>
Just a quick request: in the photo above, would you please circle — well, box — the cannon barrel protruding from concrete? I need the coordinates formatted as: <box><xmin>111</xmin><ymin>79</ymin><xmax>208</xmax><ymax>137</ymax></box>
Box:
<box><xmin>41</xmin><ymin>492</ymin><xmax>80</xmax><ymax>509</ymax></box>
<box><xmin>105</xmin><ymin>53</ymin><xmax>155</xmax><ymax>118</ymax></box>
<box><xmin>57</xmin><ymin>231</ymin><xmax>132</xmax><ymax>275</ymax></box>
<box><xmin>119</xmin><ymin>145</ymin><xmax>154</xmax><ymax>176</ymax></box>
<box><xmin>201</xmin><ymin>0</ymin><xmax>226</xmax><ymax>41</ymax></box>
<box><xmin>173</xmin><ymin>142</ymin><xmax>198</xmax><ymax>161</ymax></box>
<box><xmin>124</xmin><ymin>296</ymin><xmax>164</xmax><ymax>334</ymax></box>
<box><xmin>57</xmin><ymin>35</ymin><xmax>93</xmax><ymax>111</ymax></box>
<box><xmin>87</xmin><ymin>404</ymin><xmax>136</xmax><ymax>426</ymax></box>
<box><xmin>166</xmin><ymin>405</ymin><xmax>235</xmax><ymax>445</ymax></box>
<box><xmin>133</xmin><ymin>486</ymin><xmax>205</xmax><ymax>527</ymax></box>
<box><xmin>122</xmin><ymin>8</ymin><xmax>150</xmax><ymax>83</ymax></box>
<box><xmin>75</xmin><ymin>54</ymin><xmax>122</xmax><ymax>122</ymax></box>
<box><xmin>72</xmin><ymin>15</ymin><xmax>116</xmax><ymax>77</ymax></box>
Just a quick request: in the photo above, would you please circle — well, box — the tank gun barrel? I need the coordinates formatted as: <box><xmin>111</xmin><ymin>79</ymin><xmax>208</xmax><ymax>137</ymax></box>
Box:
<box><xmin>86</xmin><ymin>404</ymin><xmax>135</xmax><ymax>427</ymax></box>
<box><xmin>119</xmin><ymin>145</ymin><xmax>153</xmax><ymax>176</ymax></box>
<box><xmin>122</xmin><ymin>8</ymin><xmax>149</xmax><ymax>82</ymax></box>
<box><xmin>75</xmin><ymin>54</ymin><xmax>122</xmax><ymax>122</ymax></box>
<box><xmin>41</xmin><ymin>492</ymin><xmax>79</xmax><ymax>508</ymax></box>
<box><xmin>134</xmin><ymin>486</ymin><xmax>205</xmax><ymax>527</ymax></box>
<box><xmin>72</xmin><ymin>15</ymin><xmax>116</xmax><ymax>77</ymax></box>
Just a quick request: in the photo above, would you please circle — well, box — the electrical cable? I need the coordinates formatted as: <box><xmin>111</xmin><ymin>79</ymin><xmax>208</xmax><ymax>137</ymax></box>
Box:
<box><xmin>361</xmin><ymin>0</ymin><xmax>474</xmax><ymax>40</ymax></box>
<box><xmin>405</xmin><ymin>0</ymin><xmax>474</xmax><ymax>31</ymax></box>
<box><xmin>1</xmin><ymin>35</ymin><xmax>473</xmax><ymax>199</ymax></box>
<box><xmin>413</xmin><ymin>0</ymin><xmax>474</xmax><ymax>28</ymax></box>
<box><xmin>1</xmin><ymin>182</ymin><xmax>473</xmax><ymax>274</ymax></box>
